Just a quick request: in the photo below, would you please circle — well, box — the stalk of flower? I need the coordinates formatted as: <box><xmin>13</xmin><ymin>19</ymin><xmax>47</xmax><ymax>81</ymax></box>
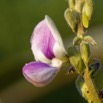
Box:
<box><xmin>22</xmin><ymin>15</ymin><xmax>69</xmax><ymax>87</ymax></box>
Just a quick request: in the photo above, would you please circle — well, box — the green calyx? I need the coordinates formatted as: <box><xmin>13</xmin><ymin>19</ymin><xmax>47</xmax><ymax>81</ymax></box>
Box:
<box><xmin>67</xmin><ymin>46</ymin><xmax>85</xmax><ymax>74</ymax></box>
<box><xmin>84</xmin><ymin>35</ymin><xmax>96</xmax><ymax>46</ymax></box>
<box><xmin>64</xmin><ymin>8</ymin><xmax>79</xmax><ymax>33</ymax></box>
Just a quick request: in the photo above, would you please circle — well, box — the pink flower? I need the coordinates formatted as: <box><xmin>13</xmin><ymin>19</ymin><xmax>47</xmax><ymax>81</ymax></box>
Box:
<box><xmin>22</xmin><ymin>16</ymin><xmax>66</xmax><ymax>87</ymax></box>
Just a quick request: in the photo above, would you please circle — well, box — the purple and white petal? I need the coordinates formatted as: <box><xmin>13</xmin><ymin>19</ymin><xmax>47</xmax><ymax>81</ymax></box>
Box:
<box><xmin>45</xmin><ymin>15</ymin><xmax>66</xmax><ymax>57</ymax></box>
<box><xmin>22</xmin><ymin>61</ymin><xmax>58</xmax><ymax>87</ymax></box>
<box><xmin>31</xmin><ymin>19</ymin><xmax>56</xmax><ymax>63</ymax></box>
<box><xmin>31</xmin><ymin>15</ymin><xmax>66</xmax><ymax>63</ymax></box>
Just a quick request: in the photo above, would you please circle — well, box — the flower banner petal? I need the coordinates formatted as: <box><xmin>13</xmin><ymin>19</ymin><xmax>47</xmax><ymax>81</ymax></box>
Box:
<box><xmin>31</xmin><ymin>19</ymin><xmax>55</xmax><ymax>63</ymax></box>
<box><xmin>22</xmin><ymin>61</ymin><xmax>58</xmax><ymax>87</ymax></box>
<box><xmin>31</xmin><ymin>15</ymin><xmax>66</xmax><ymax>63</ymax></box>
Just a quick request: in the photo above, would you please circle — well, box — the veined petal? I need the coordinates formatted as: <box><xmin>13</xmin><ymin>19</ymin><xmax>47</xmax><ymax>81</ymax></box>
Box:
<box><xmin>45</xmin><ymin>15</ymin><xmax>66</xmax><ymax>57</ymax></box>
<box><xmin>31</xmin><ymin>15</ymin><xmax>66</xmax><ymax>63</ymax></box>
<box><xmin>31</xmin><ymin>19</ymin><xmax>55</xmax><ymax>63</ymax></box>
<box><xmin>22</xmin><ymin>61</ymin><xmax>58</xmax><ymax>87</ymax></box>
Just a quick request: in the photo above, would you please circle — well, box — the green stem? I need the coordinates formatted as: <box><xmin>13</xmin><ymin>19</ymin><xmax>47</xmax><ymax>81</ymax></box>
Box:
<box><xmin>77</xmin><ymin>11</ymin><xmax>101</xmax><ymax>103</ymax></box>
<box><xmin>77</xmin><ymin>23</ymin><xmax>84</xmax><ymax>37</ymax></box>
<box><xmin>83</xmin><ymin>66</ymin><xmax>101</xmax><ymax>103</ymax></box>
<box><xmin>78</xmin><ymin>24</ymin><xmax>101</xmax><ymax>103</ymax></box>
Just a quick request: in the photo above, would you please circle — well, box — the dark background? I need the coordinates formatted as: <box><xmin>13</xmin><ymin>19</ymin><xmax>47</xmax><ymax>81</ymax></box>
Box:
<box><xmin>0</xmin><ymin>0</ymin><xmax>103</xmax><ymax>103</ymax></box>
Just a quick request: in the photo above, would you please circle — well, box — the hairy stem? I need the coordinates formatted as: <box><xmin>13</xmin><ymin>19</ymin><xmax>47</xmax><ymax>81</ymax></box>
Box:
<box><xmin>78</xmin><ymin>22</ymin><xmax>101</xmax><ymax>103</ymax></box>
<box><xmin>83</xmin><ymin>66</ymin><xmax>101</xmax><ymax>103</ymax></box>
<box><xmin>77</xmin><ymin>11</ymin><xmax>101</xmax><ymax>103</ymax></box>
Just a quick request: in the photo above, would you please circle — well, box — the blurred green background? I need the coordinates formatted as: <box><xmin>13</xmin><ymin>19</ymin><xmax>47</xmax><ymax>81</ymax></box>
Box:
<box><xmin>0</xmin><ymin>0</ymin><xmax>103</xmax><ymax>103</ymax></box>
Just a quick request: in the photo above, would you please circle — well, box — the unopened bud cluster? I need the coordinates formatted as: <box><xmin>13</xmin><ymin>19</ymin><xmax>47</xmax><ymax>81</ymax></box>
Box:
<box><xmin>64</xmin><ymin>0</ymin><xmax>93</xmax><ymax>33</ymax></box>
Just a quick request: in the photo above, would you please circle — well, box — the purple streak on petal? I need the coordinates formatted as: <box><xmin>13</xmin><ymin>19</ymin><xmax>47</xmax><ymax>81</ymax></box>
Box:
<box><xmin>31</xmin><ymin>20</ymin><xmax>55</xmax><ymax>60</ymax></box>
<box><xmin>22</xmin><ymin>61</ymin><xmax>58</xmax><ymax>87</ymax></box>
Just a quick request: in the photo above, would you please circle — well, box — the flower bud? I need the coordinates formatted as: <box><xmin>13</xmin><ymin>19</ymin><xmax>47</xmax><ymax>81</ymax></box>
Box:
<box><xmin>85</xmin><ymin>0</ymin><xmax>93</xmax><ymax>20</ymax></box>
<box><xmin>82</xmin><ymin>0</ymin><xmax>93</xmax><ymax>28</ymax></box>
<box><xmin>64</xmin><ymin>8</ymin><xmax>78</xmax><ymax>33</ymax></box>
<box><xmin>82</xmin><ymin>3</ymin><xmax>89</xmax><ymax>28</ymax></box>
<box><xmin>84</xmin><ymin>35</ymin><xmax>96</xmax><ymax>46</ymax></box>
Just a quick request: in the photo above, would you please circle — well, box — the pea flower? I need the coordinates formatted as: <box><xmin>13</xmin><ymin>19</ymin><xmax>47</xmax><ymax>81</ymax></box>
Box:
<box><xmin>22</xmin><ymin>15</ymin><xmax>67</xmax><ymax>87</ymax></box>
